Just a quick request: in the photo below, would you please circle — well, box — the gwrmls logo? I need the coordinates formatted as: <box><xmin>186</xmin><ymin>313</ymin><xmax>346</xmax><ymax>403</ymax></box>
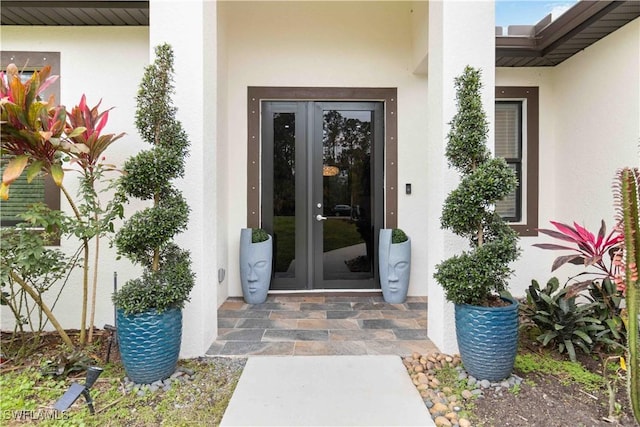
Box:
<box><xmin>1</xmin><ymin>409</ymin><xmax>67</xmax><ymax>421</ymax></box>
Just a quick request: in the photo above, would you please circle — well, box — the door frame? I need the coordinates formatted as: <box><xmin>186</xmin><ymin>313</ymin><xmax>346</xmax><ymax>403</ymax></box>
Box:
<box><xmin>247</xmin><ymin>87</ymin><xmax>398</xmax><ymax>230</ymax></box>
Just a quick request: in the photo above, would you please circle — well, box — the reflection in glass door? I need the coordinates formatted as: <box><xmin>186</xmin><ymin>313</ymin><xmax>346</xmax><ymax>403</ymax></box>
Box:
<box><xmin>262</xmin><ymin>101</ymin><xmax>383</xmax><ymax>290</ymax></box>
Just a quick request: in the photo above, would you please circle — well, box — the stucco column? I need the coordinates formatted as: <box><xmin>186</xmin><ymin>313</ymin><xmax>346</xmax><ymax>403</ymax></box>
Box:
<box><xmin>426</xmin><ymin>0</ymin><xmax>495</xmax><ymax>354</ymax></box>
<box><xmin>149</xmin><ymin>0</ymin><xmax>218</xmax><ymax>357</ymax></box>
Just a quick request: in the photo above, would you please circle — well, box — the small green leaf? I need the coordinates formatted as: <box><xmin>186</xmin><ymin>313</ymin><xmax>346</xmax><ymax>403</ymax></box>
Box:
<box><xmin>67</xmin><ymin>126</ymin><xmax>87</xmax><ymax>138</ymax></box>
<box><xmin>26</xmin><ymin>161</ymin><xmax>44</xmax><ymax>183</ymax></box>
<box><xmin>50</xmin><ymin>164</ymin><xmax>64</xmax><ymax>186</ymax></box>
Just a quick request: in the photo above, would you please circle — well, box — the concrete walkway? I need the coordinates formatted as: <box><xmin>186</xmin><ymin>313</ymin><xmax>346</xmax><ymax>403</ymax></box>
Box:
<box><xmin>220</xmin><ymin>355</ymin><xmax>435</xmax><ymax>426</ymax></box>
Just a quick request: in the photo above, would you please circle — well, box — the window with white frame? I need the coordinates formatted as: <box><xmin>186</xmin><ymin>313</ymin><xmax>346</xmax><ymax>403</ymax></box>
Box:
<box><xmin>495</xmin><ymin>87</ymin><xmax>539</xmax><ymax>236</ymax></box>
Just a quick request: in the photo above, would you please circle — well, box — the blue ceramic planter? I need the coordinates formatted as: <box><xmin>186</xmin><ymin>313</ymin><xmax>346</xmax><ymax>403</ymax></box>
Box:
<box><xmin>116</xmin><ymin>307</ymin><xmax>182</xmax><ymax>384</ymax></box>
<box><xmin>455</xmin><ymin>297</ymin><xmax>519</xmax><ymax>381</ymax></box>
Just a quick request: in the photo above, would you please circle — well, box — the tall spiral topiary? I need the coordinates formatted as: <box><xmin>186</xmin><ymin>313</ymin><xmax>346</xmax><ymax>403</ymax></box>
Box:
<box><xmin>433</xmin><ymin>66</ymin><xmax>520</xmax><ymax>306</ymax></box>
<box><xmin>613</xmin><ymin>167</ymin><xmax>640</xmax><ymax>423</ymax></box>
<box><xmin>113</xmin><ymin>44</ymin><xmax>194</xmax><ymax>315</ymax></box>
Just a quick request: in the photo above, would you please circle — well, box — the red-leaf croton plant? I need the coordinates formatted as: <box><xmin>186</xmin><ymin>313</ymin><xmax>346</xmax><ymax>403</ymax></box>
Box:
<box><xmin>1</xmin><ymin>63</ymin><xmax>124</xmax><ymax>346</ymax></box>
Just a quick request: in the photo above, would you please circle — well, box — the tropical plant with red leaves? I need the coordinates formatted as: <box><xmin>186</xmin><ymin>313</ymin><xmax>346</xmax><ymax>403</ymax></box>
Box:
<box><xmin>1</xmin><ymin>63</ymin><xmax>124</xmax><ymax>346</ymax></box>
<box><xmin>0</xmin><ymin>64</ymin><xmax>88</xmax><ymax>200</ymax></box>
<box><xmin>66</xmin><ymin>94</ymin><xmax>124</xmax><ymax>172</ymax></box>
<box><xmin>533</xmin><ymin>220</ymin><xmax>623</xmax><ymax>294</ymax></box>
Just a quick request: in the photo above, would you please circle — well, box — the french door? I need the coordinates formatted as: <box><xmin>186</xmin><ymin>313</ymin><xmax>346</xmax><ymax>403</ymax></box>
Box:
<box><xmin>262</xmin><ymin>101</ymin><xmax>384</xmax><ymax>290</ymax></box>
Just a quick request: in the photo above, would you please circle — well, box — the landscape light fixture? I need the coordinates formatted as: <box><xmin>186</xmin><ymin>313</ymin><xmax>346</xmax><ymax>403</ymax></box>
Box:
<box><xmin>54</xmin><ymin>366</ymin><xmax>103</xmax><ymax>415</ymax></box>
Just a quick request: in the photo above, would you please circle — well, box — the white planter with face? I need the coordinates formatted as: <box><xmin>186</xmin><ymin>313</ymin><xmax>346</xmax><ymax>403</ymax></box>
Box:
<box><xmin>378</xmin><ymin>229</ymin><xmax>411</xmax><ymax>303</ymax></box>
<box><xmin>239</xmin><ymin>228</ymin><xmax>273</xmax><ymax>304</ymax></box>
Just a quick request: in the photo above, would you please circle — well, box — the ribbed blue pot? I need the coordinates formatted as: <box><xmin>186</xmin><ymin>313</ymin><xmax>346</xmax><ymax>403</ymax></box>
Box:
<box><xmin>455</xmin><ymin>297</ymin><xmax>519</xmax><ymax>382</ymax></box>
<box><xmin>116</xmin><ymin>307</ymin><xmax>182</xmax><ymax>384</ymax></box>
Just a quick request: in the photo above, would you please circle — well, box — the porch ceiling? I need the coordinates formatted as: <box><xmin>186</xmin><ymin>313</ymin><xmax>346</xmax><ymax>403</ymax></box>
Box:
<box><xmin>496</xmin><ymin>0</ymin><xmax>640</xmax><ymax>67</ymax></box>
<box><xmin>1</xmin><ymin>0</ymin><xmax>148</xmax><ymax>26</ymax></box>
<box><xmin>1</xmin><ymin>1</ymin><xmax>638</xmax><ymax>67</ymax></box>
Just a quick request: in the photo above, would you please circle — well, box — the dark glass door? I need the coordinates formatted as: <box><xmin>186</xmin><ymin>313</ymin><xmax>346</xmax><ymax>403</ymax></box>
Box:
<box><xmin>262</xmin><ymin>101</ymin><xmax>383</xmax><ymax>290</ymax></box>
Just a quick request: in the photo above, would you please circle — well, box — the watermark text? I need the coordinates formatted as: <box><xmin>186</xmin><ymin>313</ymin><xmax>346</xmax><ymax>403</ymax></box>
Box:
<box><xmin>1</xmin><ymin>409</ymin><xmax>68</xmax><ymax>421</ymax></box>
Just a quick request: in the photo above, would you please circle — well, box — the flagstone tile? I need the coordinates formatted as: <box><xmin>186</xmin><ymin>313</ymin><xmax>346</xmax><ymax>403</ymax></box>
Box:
<box><xmin>352</xmin><ymin>302</ymin><xmax>400</xmax><ymax>310</ymax></box>
<box><xmin>218</xmin><ymin>310</ymin><xmax>271</xmax><ymax>319</ymax></box>
<box><xmin>325</xmin><ymin>296</ymin><xmax>380</xmax><ymax>303</ymax></box>
<box><xmin>380</xmin><ymin>310</ymin><xmax>426</xmax><ymax>319</ymax></box>
<box><xmin>270</xmin><ymin>310</ymin><xmax>326</xmax><ymax>320</ymax></box>
<box><xmin>217</xmin><ymin>329</ymin><xmax>265</xmax><ymax>341</ymax></box>
<box><xmin>329</xmin><ymin>329</ymin><xmax>396</xmax><ymax>341</ymax></box>
<box><xmin>326</xmin><ymin>310</ymin><xmax>384</xmax><ymax>320</ymax></box>
<box><xmin>263</xmin><ymin>329</ymin><xmax>329</xmax><ymax>342</ymax></box>
<box><xmin>211</xmin><ymin>295</ymin><xmax>432</xmax><ymax>356</ymax></box>
<box><xmin>219</xmin><ymin>300</ymin><xmax>247</xmax><ymax>310</ymax></box>
<box><xmin>248</xmin><ymin>302</ymin><xmax>301</xmax><ymax>311</ymax></box>
<box><xmin>205</xmin><ymin>341</ymin><xmax>225</xmax><ymax>355</ymax></box>
<box><xmin>394</xmin><ymin>329</ymin><xmax>428</xmax><ymax>340</ymax></box>
<box><xmin>235</xmin><ymin>318</ymin><xmax>299</xmax><ymax>329</ymax></box>
<box><xmin>300</xmin><ymin>302</ymin><xmax>353</xmax><ymax>311</ymax></box>
<box><xmin>218</xmin><ymin>318</ymin><xmax>239</xmax><ymax>328</ymax></box>
<box><xmin>272</xmin><ymin>295</ymin><xmax>326</xmax><ymax>303</ymax></box>
<box><xmin>293</xmin><ymin>341</ymin><xmax>368</xmax><ymax>356</ymax></box>
<box><xmin>358</xmin><ymin>319</ymin><xmax>421</xmax><ymax>329</ymax></box>
<box><xmin>219</xmin><ymin>341</ymin><xmax>295</xmax><ymax>356</ymax></box>
<box><xmin>297</xmin><ymin>319</ymin><xmax>359</xmax><ymax>330</ymax></box>
<box><xmin>405</xmin><ymin>302</ymin><xmax>428</xmax><ymax>311</ymax></box>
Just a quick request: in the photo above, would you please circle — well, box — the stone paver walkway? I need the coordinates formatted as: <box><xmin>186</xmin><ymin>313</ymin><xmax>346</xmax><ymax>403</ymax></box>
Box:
<box><xmin>206</xmin><ymin>294</ymin><xmax>437</xmax><ymax>356</ymax></box>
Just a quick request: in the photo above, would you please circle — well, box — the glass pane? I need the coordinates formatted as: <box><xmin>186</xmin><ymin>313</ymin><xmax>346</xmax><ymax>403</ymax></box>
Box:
<box><xmin>495</xmin><ymin>163</ymin><xmax>519</xmax><ymax>220</ymax></box>
<box><xmin>495</xmin><ymin>102</ymin><xmax>520</xmax><ymax>159</ymax></box>
<box><xmin>322</xmin><ymin>110</ymin><xmax>374</xmax><ymax>280</ymax></box>
<box><xmin>273</xmin><ymin>113</ymin><xmax>296</xmax><ymax>278</ymax></box>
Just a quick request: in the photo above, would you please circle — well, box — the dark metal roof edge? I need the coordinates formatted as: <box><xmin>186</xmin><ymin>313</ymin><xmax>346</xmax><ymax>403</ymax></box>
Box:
<box><xmin>2</xmin><ymin>1</ymin><xmax>148</xmax><ymax>9</ymax></box>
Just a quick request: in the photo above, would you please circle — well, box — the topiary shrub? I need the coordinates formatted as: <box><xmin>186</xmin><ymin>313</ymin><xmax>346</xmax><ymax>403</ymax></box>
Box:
<box><xmin>113</xmin><ymin>44</ymin><xmax>195</xmax><ymax>315</ymax></box>
<box><xmin>433</xmin><ymin>66</ymin><xmax>521</xmax><ymax>307</ymax></box>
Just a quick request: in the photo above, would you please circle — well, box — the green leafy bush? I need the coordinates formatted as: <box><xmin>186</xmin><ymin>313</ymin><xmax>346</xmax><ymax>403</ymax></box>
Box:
<box><xmin>113</xmin><ymin>44</ymin><xmax>194</xmax><ymax>315</ymax></box>
<box><xmin>586</xmin><ymin>278</ymin><xmax>626</xmax><ymax>349</ymax></box>
<box><xmin>523</xmin><ymin>277</ymin><xmax>606</xmax><ymax>362</ymax></box>
<box><xmin>0</xmin><ymin>204</ymin><xmax>78</xmax><ymax>351</ymax></box>
<box><xmin>391</xmin><ymin>228</ymin><xmax>408</xmax><ymax>244</ymax></box>
<box><xmin>252</xmin><ymin>228</ymin><xmax>269</xmax><ymax>243</ymax></box>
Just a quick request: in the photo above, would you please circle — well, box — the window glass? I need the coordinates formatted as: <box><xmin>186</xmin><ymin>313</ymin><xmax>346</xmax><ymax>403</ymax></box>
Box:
<box><xmin>495</xmin><ymin>86</ymin><xmax>539</xmax><ymax>236</ymax></box>
<box><xmin>495</xmin><ymin>101</ymin><xmax>522</xmax><ymax>222</ymax></box>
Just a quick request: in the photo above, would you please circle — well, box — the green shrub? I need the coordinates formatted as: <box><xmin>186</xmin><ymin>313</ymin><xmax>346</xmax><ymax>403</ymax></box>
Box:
<box><xmin>523</xmin><ymin>278</ymin><xmax>605</xmax><ymax>362</ymax></box>
<box><xmin>586</xmin><ymin>278</ymin><xmax>626</xmax><ymax>350</ymax></box>
<box><xmin>252</xmin><ymin>228</ymin><xmax>269</xmax><ymax>243</ymax></box>
<box><xmin>391</xmin><ymin>228</ymin><xmax>408</xmax><ymax>244</ymax></box>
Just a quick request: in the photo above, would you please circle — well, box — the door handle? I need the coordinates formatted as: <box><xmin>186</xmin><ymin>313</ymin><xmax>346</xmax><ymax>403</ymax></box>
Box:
<box><xmin>316</xmin><ymin>214</ymin><xmax>327</xmax><ymax>221</ymax></box>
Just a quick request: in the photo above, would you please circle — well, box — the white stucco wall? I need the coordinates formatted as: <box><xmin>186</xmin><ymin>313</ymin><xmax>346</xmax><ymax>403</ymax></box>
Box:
<box><xmin>219</xmin><ymin>1</ymin><xmax>431</xmax><ymax>299</ymax></box>
<box><xmin>149</xmin><ymin>0</ymin><xmax>219</xmax><ymax>357</ymax></box>
<box><xmin>426</xmin><ymin>0</ymin><xmax>496</xmax><ymax>354</ymax></box>
<box><xmin>0</xmin><ymin>27</ymin><xmax>149</xmax><ymax>335</ymax></box>
<box><xmin>497</xmin><ymin>17</ymin><xmax>640</xmax><ymax>298</ymax></box>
